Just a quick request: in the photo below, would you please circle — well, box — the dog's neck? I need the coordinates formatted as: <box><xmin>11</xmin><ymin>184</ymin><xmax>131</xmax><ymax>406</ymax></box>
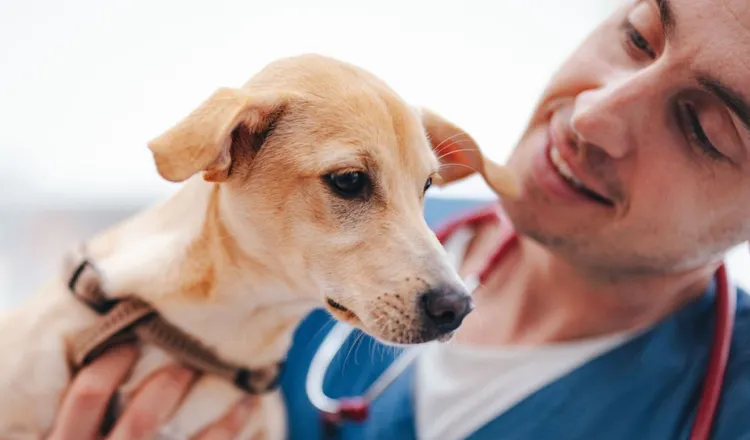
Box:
<box><xmin>82</xmin><ymin>176</ymin><xmax>320</xmax><ymax>366</ymax></box>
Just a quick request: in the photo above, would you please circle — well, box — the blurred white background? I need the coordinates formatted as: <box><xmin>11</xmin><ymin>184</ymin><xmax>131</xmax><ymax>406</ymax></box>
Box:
<box><xmin>0</xmin><ymin>0</ymin><xmax>747</xmax><ymax>309</ymax></box>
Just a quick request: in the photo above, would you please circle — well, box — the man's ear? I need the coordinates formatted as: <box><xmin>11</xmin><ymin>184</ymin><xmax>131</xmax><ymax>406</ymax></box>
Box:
<box><xmin>419</xmin><ymin>107</ymin><xmax>520</xmax><ymax>198</ymax></box>
<box><xmin>147</xmin><ymin>87</ymin><xmax>290</xmax><ymax>183</ymax></box>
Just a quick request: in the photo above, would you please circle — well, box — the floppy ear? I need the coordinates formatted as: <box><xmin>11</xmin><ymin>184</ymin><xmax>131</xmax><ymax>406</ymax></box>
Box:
<box><xmin>147</xmin><ymin>87</ymin><xmax>290</xmax><ymax>183</ymax></box>
<box><xmin>419</xmin><ymin>108</ymin><xmax>520</xmax><ymax>198</ymax></box>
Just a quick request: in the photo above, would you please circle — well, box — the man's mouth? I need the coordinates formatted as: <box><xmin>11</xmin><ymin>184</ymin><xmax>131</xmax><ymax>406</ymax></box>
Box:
<box><xmin>548</xmin><ymin>146</ymin><xmax>614</xmax><ymax>206</ymax></box>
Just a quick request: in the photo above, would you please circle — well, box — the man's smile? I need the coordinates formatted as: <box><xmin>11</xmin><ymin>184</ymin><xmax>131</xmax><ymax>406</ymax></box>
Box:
<box><xmin>548</xmin><ymin>144</ymin><xmax>614</xmax><ymax>206</ymax></box>
<box><xmin>527</xmin><ymin>118</ymin><xmax>617</xmax><ymax>209</ymax></box>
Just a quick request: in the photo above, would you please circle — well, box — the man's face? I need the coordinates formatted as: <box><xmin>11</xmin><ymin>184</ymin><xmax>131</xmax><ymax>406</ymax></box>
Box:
<box><xmin>503</xmin><ymin>0</ymin><xmax>750</xmax><ymax>276</ymax></box>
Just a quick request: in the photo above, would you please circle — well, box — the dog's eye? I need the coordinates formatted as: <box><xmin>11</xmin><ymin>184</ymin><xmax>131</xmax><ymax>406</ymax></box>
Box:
<box><xmin>424</xmin><ymin>177</ymin><xmax>433</xmax><ymax>193</ymax></box>
<box><xmin>326</xmin><ymin>171</ymin><xmax>369</xmax><ymax>199</ymax></box>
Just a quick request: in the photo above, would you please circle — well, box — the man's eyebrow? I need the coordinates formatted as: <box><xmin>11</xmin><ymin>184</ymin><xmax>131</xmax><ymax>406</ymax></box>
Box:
<box><xmin>655</xmin><ymin>0</ymin><xmax>676</xmax><ymax>39</ymax></box>
<box><xmin>698</xmin><ymin>75</ymin><xmax>750</xmax><ymax>132</ymax></box>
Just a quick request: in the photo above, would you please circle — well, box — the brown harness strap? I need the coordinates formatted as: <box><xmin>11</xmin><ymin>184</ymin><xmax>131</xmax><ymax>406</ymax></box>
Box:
<box><xmin>63</xmin><ymin>246</ymin><xmax>284</xmax><ymax>394</ymax></box>
<box><xmin>69</xmin><ymin>299</ymin><xmax>153</xmax><ymax>367</ymax></box>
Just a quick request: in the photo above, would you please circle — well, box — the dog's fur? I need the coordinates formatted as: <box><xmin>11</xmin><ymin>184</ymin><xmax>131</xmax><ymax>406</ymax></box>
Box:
<box><xmin>0</xmin><ymin>54</ymin><xmax>517</xmax><ymax>439</ymax></box>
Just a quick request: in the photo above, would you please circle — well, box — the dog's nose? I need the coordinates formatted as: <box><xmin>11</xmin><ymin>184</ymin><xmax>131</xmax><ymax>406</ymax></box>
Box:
<box><xmin>420</xmin><ymin>287</ymin><xmax>473</xmax><ymax>334</ymax></box>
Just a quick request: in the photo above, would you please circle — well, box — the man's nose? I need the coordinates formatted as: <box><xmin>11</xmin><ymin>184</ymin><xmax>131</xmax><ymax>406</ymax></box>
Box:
<box><xmin>419</xmin><ymin>285</ymin><xmax>474</xmax><ymax>334</ymax></box>
<box><xmin>570</xmin><ymin>73</ymin><xmax>650</xmax><ymax>159</ymax></box>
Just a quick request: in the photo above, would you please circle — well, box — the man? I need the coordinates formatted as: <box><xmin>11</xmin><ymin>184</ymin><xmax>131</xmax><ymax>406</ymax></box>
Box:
<box><xmin>47</xmin><ymin>0</ymin><xmax>750</xmax><ymax>438</ymax></box>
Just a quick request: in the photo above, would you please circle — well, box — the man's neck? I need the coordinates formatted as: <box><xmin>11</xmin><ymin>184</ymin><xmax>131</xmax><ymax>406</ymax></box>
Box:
<box><xmin>455</xmin><ymin>225</ymin><xmax>717</xmax><ymax>346</ymax></box>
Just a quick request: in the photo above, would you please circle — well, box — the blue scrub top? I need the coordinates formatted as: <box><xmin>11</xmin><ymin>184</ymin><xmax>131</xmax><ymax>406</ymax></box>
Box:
<box><xmin>278</xmin><ymin>199</ymin><xmax>750</xmax><ymax>439</ymax></box>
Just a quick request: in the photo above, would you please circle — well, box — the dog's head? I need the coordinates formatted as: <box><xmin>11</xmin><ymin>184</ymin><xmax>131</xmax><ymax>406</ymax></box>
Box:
<box><xmin>147</xmin><ymin>54</ymin><xmax>517</xmax><ymax>345</ymax></box>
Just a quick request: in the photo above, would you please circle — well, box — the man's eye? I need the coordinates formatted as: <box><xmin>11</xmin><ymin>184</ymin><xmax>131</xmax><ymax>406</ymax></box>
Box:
<box><xmin>623</xmin><ymin>21</ymin><xmax>656</xmax><ymax>60</ymax></box>
<box><xmin>678</xmin><ymin>103</ymin><xmax>725</xmax><ymax>162</ymax></box>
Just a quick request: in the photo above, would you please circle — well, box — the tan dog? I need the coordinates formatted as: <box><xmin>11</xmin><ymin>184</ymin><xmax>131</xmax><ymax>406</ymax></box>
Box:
<box><xmin>0</xmin><ymin>54</ymin><xmax>517</xmax><ymax>439</ymax></box>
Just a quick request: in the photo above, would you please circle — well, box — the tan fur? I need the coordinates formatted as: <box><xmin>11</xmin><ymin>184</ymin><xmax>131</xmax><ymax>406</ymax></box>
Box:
<box><xmin>0</xmin><ymin>54</ymin><xmax>517</xmax><ymax>439</ymax></box>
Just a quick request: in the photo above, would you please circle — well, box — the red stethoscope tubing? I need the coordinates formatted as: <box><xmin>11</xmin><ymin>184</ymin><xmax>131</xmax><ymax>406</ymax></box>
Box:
<box><xmin>320</xmin><ymin>205</ymin><xmax>735</xmax><ymax>440</ymax></box>
<box><xmin>690</xmin><ymin>263</ymin><xmax>735</xmax><ymax>440</ymax></box>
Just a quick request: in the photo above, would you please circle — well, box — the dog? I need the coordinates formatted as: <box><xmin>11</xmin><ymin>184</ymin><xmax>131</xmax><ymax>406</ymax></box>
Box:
<box><xmin>0</xmin><ymin>53</ymin><xmax>518</xmax><ymax>439</ymax></box>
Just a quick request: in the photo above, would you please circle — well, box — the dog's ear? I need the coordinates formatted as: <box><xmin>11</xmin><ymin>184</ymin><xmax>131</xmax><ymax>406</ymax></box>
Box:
<box><xmin>147</xmin><ymin>87</ymin><xmax>290</xmax><ymax>183</ymax></box>
<box><xmin>419</xmin><ymin>108</ymin><xmax>519</xmax><ymax>198</ymax></box>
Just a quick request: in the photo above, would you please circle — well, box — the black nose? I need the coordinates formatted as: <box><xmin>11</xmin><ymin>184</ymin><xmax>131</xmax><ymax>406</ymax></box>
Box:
<box><xmin>419</xmin><ymin>287</ymin><xmax>473</xmax><ymax>334</ymax></box>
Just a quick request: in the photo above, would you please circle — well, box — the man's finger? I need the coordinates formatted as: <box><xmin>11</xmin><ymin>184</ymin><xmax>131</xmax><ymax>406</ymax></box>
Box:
<box><xmin>192</xmin><ymin>396</ymin><xmax>259</xmax><ymax>440</ymax></box>
<box><xmin>48</xmin><ymin>344</ymin><xmax>139</xmax><ymax>440</ymax></box>
<box><xmin>106</xmin><ymin>365</ymin><xmax>196</xmax><ymax>440</ymax></box>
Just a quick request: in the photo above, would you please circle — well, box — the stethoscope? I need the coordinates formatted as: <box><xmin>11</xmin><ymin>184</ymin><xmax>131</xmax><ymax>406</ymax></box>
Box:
<box><xmin>305</xmin><ymin>206</ymin><xmax>737</xmax><ymax>440</ymax></box>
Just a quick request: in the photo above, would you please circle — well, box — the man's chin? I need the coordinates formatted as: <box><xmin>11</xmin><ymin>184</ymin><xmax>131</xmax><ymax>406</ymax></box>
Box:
<box><xmin>500</xmin><ymin>201</ymin><xmax>580</xmax><ymax>249</ymax></box>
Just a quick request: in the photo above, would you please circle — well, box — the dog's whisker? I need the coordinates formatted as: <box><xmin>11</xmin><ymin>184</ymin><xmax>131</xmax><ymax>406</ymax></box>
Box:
<box><xmin>435</xmin><ymin>136</ymin><xmax>474</xmax><ymax>149</ymax></box>
<box><xmin>468</xmin><ymin>281</ymin><xmax>488</xmax><ymax>327</ymax></box>
<box><xmin>436</xmin><ymin>145</ymin><xmax>481</xmax><ymax>163</ymax></box>
<box><xmin>472</xmin><ymin>305</ymin><xmax>486</xmax><ymax>327</ymax></box>
<box><xmin>306</xmin><ymin>318</ymin><xmax>338</xmax><ymax>350</ymax></box>
<box><xmin>435</xmin><ymin>142</ymin><xmax>478</xmax><ymax>157</ymax></box>
<box><xmin>439</xmin><ymin>163</ymin><xmax>481</xmax><ymax>175</ymax></box>
<box><xmin>342</xmin><ymin>330</ymin><xmax>363</xmax><ymax>368</ymax></box>
<box><xmin>433</xmin><ymin>138</ymin><xmax>476</xmax><ymax>157</ymax></box>
<box><xmin>432</xmin><ymin>131</ymin><xmax>473</xmax><ymax>155</ymax></box>
<box><xmin>370</xmin><ymin>331</ymin><xmax>379</xmax><ymax>361</ymax></box>
<box><xmin>352</xmin><ymin>331</ymin><xmax>367</xmax><ymax>366</ymax></box>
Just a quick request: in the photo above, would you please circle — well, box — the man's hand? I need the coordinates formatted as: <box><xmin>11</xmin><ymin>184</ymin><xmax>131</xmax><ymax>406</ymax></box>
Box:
<box><xmin>46</xmin><ymin>344</ymin><xmax>257</xmax><ymax>440</ymax></box>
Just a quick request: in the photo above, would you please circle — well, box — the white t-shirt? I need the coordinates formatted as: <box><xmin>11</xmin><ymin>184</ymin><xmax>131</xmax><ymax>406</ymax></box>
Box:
<box><xmin>413</xmin><ymin>226</ymin><xmax>636</xmax><ymax>440</ymax></box>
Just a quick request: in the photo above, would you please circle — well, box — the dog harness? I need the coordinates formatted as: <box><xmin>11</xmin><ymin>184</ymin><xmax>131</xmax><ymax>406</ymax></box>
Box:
<box><xmin>62</xmin><ymin>246</ymin><xmax>285</xmax><ymax>394</ymax></box>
